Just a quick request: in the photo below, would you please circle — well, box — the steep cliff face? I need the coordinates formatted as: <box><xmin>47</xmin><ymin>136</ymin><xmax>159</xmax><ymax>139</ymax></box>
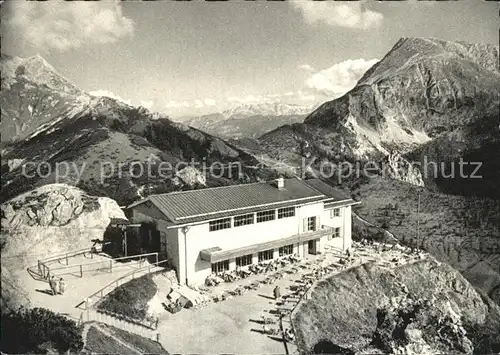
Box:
<box><xmin>307</xmin><ymin>38</ymin><xmax>499</xmax><ymax>139</ymax></box>
<box><xmin>256</xmin><ymin>38</ymin><xmax>499</xmax><ymax>197</ymax></box>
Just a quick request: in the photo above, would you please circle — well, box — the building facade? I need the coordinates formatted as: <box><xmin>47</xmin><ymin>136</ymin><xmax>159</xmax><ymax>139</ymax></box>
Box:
<box><xmin>127</xmin><ymin>178</ymin><xmax>359</xmax><ymax>286</ymax></box>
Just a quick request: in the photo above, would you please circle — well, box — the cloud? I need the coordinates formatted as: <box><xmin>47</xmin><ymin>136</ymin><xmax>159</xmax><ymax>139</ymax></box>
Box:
<box><xmin>290</xmin><ymin>1</ymin><xmax>383</xmax><ymax>29</ymax></box>
<box><xmin>297</xmin><ymin>90</ymin><xmax>316</xmax><ymax>102</ymax></box>
<box><xmin>203</xmin><ymin>98</ymin><xmax>217</xmax><ymax>107</ymax></box>
<box><xmin>194</xmin><ymin>99</ymin><xmax>204</xmax><ymax>108</ymax></box>
<box><xmin>164</xmin><ymin>100</ymin><xmax>189</xmax><ymax>109</ymax></box>
<box><xmin>304</xmin><ymin>58</ymin><xmax>379</xmax><ymax>97</ymax></box>
<box><xmin>89</xmin><ymin>90</ymin><xmax>133</xmax><ymax>106</ymax></box>
<box><xmin>4</xmin><ymin>0</ymin><xmax>134</xmax><ymax>51</ymax></box>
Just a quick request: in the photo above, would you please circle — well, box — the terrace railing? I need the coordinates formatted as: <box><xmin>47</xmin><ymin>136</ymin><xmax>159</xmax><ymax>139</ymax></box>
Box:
<box><xmin>40</xmin><ymin>252</ymin><xmax>160</xmax><ymax>280</ymax></box>
<box><xmin>78</xmin><ymin>259</ymin><xmax>170</xmax><ymax>331</ymax></box>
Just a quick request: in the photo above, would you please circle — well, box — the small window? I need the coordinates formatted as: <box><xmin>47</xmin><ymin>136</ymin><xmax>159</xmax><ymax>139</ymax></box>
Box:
<box><xmin>330</xmin><ymin>208</ymin><xmax>340</xmax><ymax>218</ymax></box>
<box><xmin>211</xmin><ymin>260</ymin><xmax>229</xmax><ymax>274</ymax></box>
<box><xmin>256</xmin><ymin>210</ymin><xmax>275</xmax><ymax>223</ymax></box>
<box><xmin>279</xmin><ymin>244</ymin><xmax>294</xmax><ymax>256</ymax></box>
<box><xmin>329</xmin><ymin>227</ymin><xmax>342</xmax><ymax>240</ymax></box>
<box><xmin>278</xmin><ymin>207</ymin><xmax>295</xmax><ymax>219</ymax></box>
<box><xmin>307</xmin><ymin>216</ymin><xmax>316</xmax><ymax>231</ymax></box>
<box><xmin>258</xmin><ymin>249</ymin><xmax>274</xmax><ymax>261</ymax></box>
<box><xmin>234</xmin><ymin>213</ymin><xmax>254</xmax><ymax>227</ymax></box>
<box><xmin>236</xmin><ymin>254</ymin><xmax>253</xmax><ymax>267</ymax></box>
<box><xmin>209</xmin><ymin>218</ymin><xmax>231</xmax><ymax>232</ymax></box>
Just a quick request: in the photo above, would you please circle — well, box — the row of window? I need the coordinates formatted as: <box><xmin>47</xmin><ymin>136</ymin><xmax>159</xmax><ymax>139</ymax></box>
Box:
<box><xmin>211</xmin><ymin>244</ymin><xmax>296</xmax><ymax>274</ymax></box>
<box><xmin>208</xmin><ymin>207</ymin><xmax>296</xmax><ymax>232</ymax></box>
<box><xmin>211</xmin><ymin>260</ymin><xmax>229</xmax><ymax>274</ymax></box>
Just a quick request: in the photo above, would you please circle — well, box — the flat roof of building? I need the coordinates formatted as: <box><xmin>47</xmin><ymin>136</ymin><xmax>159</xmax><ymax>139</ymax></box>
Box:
<box><xmin>128</xmin><ymin>178</ymin><xmax>356</xmax><ymax>226</ymax></box>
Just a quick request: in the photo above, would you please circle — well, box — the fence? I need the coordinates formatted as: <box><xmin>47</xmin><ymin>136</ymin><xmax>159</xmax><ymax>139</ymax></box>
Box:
<box><xmin>83</xmin><ymin>309</ymin><xmax>160</xmax><ymax>342</ymax></box>
<box><xmin>36</xmin><ymin>245</ymin><xmax>107</xmax><ymax>280</ymax></box>
<box><xmin>39</xmin><ymin>252</ymin><xmax>160</xmax><ymax>280</ymax></box>
<box><xmin>39</xmin><ymin>245</ymin><xmax>106</xmax><ymax>265</ymax></box>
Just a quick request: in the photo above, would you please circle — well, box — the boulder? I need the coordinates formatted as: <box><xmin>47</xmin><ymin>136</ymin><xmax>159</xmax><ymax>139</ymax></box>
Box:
<box><xmin>1</xmin><ymin>184</ymin><xmax>126</xmax><ymax>309</ymax></box>
<box><xmin>175</xmin><ymin>166</ymin><xmax>206</xmax><ymax>186</ymax></box>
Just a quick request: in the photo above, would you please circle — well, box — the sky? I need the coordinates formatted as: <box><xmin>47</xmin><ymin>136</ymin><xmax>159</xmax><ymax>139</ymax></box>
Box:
<box><xmin>1</xmin><ymin>0</ymin><xmax>498</xmax><ymax>117</ymax></box>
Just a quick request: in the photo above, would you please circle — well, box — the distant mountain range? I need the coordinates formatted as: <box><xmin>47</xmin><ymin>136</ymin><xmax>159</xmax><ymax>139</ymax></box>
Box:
<box><xmin>176</xmin><ymin>102</ymin><xmax>319</xmax><ymax>139</ymax></box>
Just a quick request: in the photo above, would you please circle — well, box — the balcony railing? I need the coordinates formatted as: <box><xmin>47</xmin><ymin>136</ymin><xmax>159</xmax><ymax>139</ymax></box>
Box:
<box><xmin>200</xmin><ymin>226</ymin><xmax>335</xmax><ymax>263</ymax></box>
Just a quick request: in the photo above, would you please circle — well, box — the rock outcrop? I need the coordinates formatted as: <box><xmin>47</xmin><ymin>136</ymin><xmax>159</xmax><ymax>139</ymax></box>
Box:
<box><xmin>1</xmin><ymin>184</ymin><xmax>126</xmax><ymax>310</ymax></box>
<box><xmin>354</xmin><ymin>176</ymin><xmax>500</xmax><ymax>306</ymax></box>
<box><xmin>174</xmin><ymin>166</ymin><xmax>207</xmax><ymax>186</ymax></box>
<box><xmin>1</xmin><ymin>184</ymin><xmax>125</xmax><ymax>264</ymax></box>
<box><xmin>372</xmin><ymin>295</ymin><xmax>473</xmax><ymax>354</ymax></box>
<box><xmin>292</xmin><ymin>259</ymin><xmax>500</xmax><ymax>354</ymax></box>
<box><xmin>382</xmin><ymin>152</ymin><xmax>424</xmax><ymax>187</ymax></box>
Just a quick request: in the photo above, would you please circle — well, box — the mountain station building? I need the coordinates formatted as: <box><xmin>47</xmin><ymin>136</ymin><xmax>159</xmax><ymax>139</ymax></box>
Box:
<box><xmin>127</xmin><ymin>178</ymin><xmax>360</xmax><ymax>285</ymax></box>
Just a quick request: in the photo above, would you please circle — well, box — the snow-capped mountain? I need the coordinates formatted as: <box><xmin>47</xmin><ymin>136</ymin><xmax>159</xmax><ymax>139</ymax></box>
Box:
<box><xmin>220</xmin><ymin>102</ymin><xmax>317</xmax><ymax>120</ymax></box>
<box><xmin>0</xmin><ymin>54</ymin><xmax>93</xmax><ymax>143</ymax></box>
<box><xmin>179</xmin><ymin>102</ymin><xmax>320</xmax><ymax>139</ymax></box>
<box><xmin>1</xmin><ymin>54</ymin><xmax>80</xmax><ymax>94</ymax></box>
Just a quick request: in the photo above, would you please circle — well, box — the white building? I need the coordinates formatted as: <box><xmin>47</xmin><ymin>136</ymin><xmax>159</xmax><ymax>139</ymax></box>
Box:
<box><xmin>127</xmin><ymin>177</ymin><xmax>360</xmax><ymax>286</ymax></box>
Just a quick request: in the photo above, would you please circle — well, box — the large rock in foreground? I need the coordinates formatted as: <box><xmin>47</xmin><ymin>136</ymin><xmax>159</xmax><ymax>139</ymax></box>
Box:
<box><xmin>1</xmin><ymin>183</ymin><xmax>125</xmax><ymax>265</ymax></box>
<box><xmin>1</xmin><ymin>184</ymin><xmax>125</xmax><ymax>310</ymax></box>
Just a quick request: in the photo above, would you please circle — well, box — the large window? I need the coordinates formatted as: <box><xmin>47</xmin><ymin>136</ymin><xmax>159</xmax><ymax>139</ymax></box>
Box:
<box><xmin>234</xmin><ymin>213</ymin><xmax>254</xmax><ymax>227</ymax></box>
<box><xmin>278</xmin><ymin>207</ymin><xmax>295</xmax><ymax>219</ymax></box>
<box><xmin>258</xmin><ymin>249</ymin><xmax>274</xmax><ymax>261</ymax></box>
<box><xmin>307</xmin><ymin>216</ymin><xmax>317</xmax><ymax>232</ymax></box>
<box><xmin>330</xmin><ymin>208</ymin><xmax>341</xmax><ymax>218</ymax></box>
<box><xmin>236</xmin><ymin>254</ymin><xmax>253</xmax><ymax>267</ymax></box>
<box><xmin>279</xmin><ymin>244</ymin><xmax>294</xmax><ymax>256</ymax></box>
<box><xmin>211</xmin><ymin>260</ymin><xmax>229</xmax><ymax>274</ymax></box>
<box><xmin>209</xmin><ymin>218</ymin><xmax>231</xmax><ymax>232</ymax></box>
<box><xmin>256</xmin><ymin>210</ymin><xmax>275</xmax><ymax>223</ymax></box>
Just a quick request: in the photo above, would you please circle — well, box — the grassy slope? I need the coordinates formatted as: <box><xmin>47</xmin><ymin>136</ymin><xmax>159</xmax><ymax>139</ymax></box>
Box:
<box><xmin>354</xmin><ymin>176</ymin><xmax>500</xmax><ymax>304</ymax></box>
<box><xmin>83</xmin><ymin>323</ymin><xmax>168</xmax><ymax>354</ymax></box>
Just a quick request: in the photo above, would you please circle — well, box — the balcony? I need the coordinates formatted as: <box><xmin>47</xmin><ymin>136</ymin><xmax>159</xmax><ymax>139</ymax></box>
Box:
<box><xmin>200</xmin><ymin>226</ymin><xmax>334</xmax><ymax>263</ymax></box>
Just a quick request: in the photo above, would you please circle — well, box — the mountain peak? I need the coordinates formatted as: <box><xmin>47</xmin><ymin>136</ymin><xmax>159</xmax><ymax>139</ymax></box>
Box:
<box><xmin>357</xmin><ymin>37</ymin><xmax>499</xmax><ymax>86</ymax></box>
<box><xmin>1</xmin><ymin>53</ymin><xmax>81</xmax><ymax>94</ymax></box>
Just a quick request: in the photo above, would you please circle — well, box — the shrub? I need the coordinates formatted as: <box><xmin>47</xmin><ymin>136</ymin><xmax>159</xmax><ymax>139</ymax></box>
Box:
<box><xmin>97</xmin><ymin>274</ymin><xmax>157</xmax><ymax>321</ymax></box>
<box><xmin>0</xmin><ymin>307</ymin><xmax>84</xmax><ymax>354</ymax></box>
